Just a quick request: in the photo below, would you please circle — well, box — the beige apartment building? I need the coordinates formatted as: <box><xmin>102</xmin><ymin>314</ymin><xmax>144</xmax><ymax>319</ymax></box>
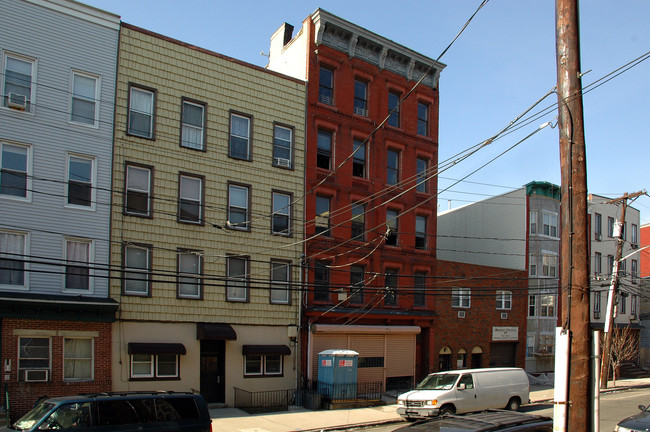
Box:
<box><xmin>110</xmin><ymin>24</ymin><xmax>305</xmax><ymax>405</ymax></box>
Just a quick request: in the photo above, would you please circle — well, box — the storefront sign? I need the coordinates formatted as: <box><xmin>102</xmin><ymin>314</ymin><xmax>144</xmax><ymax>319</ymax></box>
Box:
<box><xmin>492</xmin><ymin>326</ymin><xmax>518</xmax><ymax>341</ymax></box>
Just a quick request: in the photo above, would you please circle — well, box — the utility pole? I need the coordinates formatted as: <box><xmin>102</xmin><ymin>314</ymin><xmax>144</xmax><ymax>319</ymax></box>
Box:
<box><xmin>556</xmin><ymin>0</ymin><xmax>591</xmax><ymax>430</ymax></box>
<box><xmin>600</xmin><ymin>191</ymin><xmax>645</xmax><ymax>389</ymax></box>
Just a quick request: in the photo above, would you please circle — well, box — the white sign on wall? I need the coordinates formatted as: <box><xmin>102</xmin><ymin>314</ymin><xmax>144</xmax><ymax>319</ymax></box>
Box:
<box><xmin>492</xmin><ymin>326</ymin><xmax>518</xmax><ymax>341</ymax></box>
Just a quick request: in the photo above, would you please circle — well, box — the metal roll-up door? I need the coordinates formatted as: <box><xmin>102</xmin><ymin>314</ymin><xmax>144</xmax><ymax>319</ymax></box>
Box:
<box><xmin>311</xmin><ymin>333</ymin><xmax>348</xmax><ymax>381</ymax></box>
<box><xmin>386</xmin><ymin>334</ymin><xmax>416</xmax><ymax>377</ymax></box>
<box><xmin>350</xmin><ymin>334</ymin><xmax>385</xmax><ymax>383</ymax></box>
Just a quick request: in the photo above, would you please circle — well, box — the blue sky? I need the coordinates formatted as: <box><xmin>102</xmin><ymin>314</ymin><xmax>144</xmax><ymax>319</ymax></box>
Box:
<box><xmin>84</xmin><ymin>0</ymin><xmax>650</xmax><ymax>225</ymax></box>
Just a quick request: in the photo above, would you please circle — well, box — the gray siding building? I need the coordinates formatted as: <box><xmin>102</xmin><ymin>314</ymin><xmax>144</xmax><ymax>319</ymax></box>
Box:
<box><xmin>0</xmin><ymin>0</ymin><xmax>119</xmax><ymax>417</ymax></box>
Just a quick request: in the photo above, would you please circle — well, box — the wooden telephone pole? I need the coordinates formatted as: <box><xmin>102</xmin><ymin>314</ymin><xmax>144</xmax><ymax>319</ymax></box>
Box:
<box><xmin>556</xmin><ymin>0</ymin><xmax>592</xmax><ymax>430</ymax></box>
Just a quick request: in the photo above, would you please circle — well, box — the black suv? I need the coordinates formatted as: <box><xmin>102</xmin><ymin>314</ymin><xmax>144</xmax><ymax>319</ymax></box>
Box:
<box><xmin>393</xmin><ymin>410</ymin><xmax>553</xmax><ymax>432</ymax></box>
<box><xmin>1</xmin><ymin>391</ymin><xmax>212</xmax><ymax>432</ymax></box>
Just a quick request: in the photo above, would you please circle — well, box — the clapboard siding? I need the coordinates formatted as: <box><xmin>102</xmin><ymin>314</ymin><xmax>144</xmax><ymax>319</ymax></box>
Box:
<box><xmin>0</xmin><ymin>0</ymin><xmax>119</xmax><ymax>298</ymax></box>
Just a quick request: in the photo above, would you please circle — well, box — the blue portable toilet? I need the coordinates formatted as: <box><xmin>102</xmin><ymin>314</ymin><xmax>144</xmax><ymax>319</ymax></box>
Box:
<box><xmin>317</xmin><ymin>349</ymin><xmax>358</xmax><ymax>401</ymax></box>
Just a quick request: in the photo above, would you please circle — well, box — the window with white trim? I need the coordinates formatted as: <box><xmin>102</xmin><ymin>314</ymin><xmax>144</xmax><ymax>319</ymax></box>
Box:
<box><xmin>181</xmin><ymin>100</ymin><xmax>205</xmax><ymax>150</ymax></box>
<box><xmin>244</xmin><ymin>354</ymin><xmax>283</xmax><ymax>376</ymax></box>
<box><xmin>227</xmin><ymin>256</ymin><xmax>249</xmax><ymax>302</ymax></box>
<box><xmin>317</xmin><ymin>129</ymin><xmax>332</xmax><ymax>170</ymax></box>
<box><xmin>387</xmin><ymin>149</ymin><xmax>399</xmax><ymax>185</ymax></box>
<box><xmin>632</xmin><ymin>224</ymin><xmax>638</xmax><ymax>244</ymax></box>
<box><xmin>415</xmin><ymin>215</ymin><xmax>427</xmax><ymax>249</ymax></box>
<box><xmin>123</xmin><ymin>244</ymin><xmax>151</xmax><ymax>296</ymax></box>
<box><xmin>70</xmin><ymin>71</ymin><xmax>99</xmax><ymax>126</ymax></box>
<box><xmin>229</xmin><ymin>113</ymin><xmax>251</xmax><ymax>160</ymax></box>
<box><xmin>130</xmin><ymin>354</ymin><xmax>179</xmax><ymax>379</ymax></box>
<box><xmin>417</xmin><ymin>102</ymin><xmax>429</xmax><ymax>136</ymax></box>
<box><xmin>529</xmin><ymin>254</ymin><xmax>537</xmax><ymax>276</ymax></box>
<box><xmin>65</xmin><ymin>238</ymin><xmax>92</xmax><ymax>291</ymax></box>
<box><xmin>530</xmin><ymin>211</ymin><xmax>538</xmax><ymax>234</ymax></box>
<box><xmin>319</xmin><ymin>66</ymin><xmax>334</xmax><ymax>105</ymax></box>
<box><xmin>178</xmin><ymin>174</ymin><xmax>203</xmax><ymax>224</ymax></box>
<box><xmin>542</xmin><ymin>212</ymin><xmax>558</xmax><ymax>237</ymax></box>
<box><xmin>1</xmin><ymin>142</ymin><xmax>31</xmax><ymax>199</ymax></box>
<box><xmin>177</xmin><ymin>250</ymin><xmax>201</xmax><ymax>299</ymax></box>
<box><xmin>526</xmin><ymin>335</ymin><xmax>535</xmax><ymax>358</ymax></box>
<box><xmin>273</xmin><ymin>125</ymin><xmax>293</xmax><ymax>168</ymax></box>
<box><xmin>272</xmin><ymin>192</ymin><xmax>291</xmax><ymax>235</ymax></box>
<box><xmin>0</xmin><ymin>230</ymin><xmax>28</xmax><ymax>288</ymax></box>
<box><xmin>271</xmin><ymin>260</ymin><xmax>290</xmax><ymax>304</ymax></box>
<box><xmin>542</xmin><ymin>253</ymin><xmax>558</xmax><ymax>277</ymax></box>
<box><xmin>128</xmin><ymin>86</ymin><xmax>155</xmax><ymax>138</ymax></box>
<box><xmin>452</xmin><ymin>288</ymin><xmax>471</xmax><ymax>308</ymax></box>
<box><xmin>228</xmin><ymin>184</ymin><xmax>250</xmax><ymax>230</ymax></box>
<box><xmin>528</xmin><ymin>295</ymin><xmax>536</xmax><ymax>317</ymax></box>
<box><xmin>354</xmin><ymin>79</ymin><xmax>368</xmax><ymax>116</ymax></box>
<box><xmin>594</xmin><ymin>213</ymin><xmax>602</xmax><ymax>237</ymax></box>
<box><xmin>416</xmin><ymin>157</ymin><xmax>428</xmax><ymax>192</ymax></box>
<box><xmin>352</xmin><ymin>138</ymin><xmax>366</xmax><ymax>178</ymax></box>
<box><xmin>67</xmin><ymin>154</ymin><xmax>95</xmax><ymax>208</ymax></box>
<box><xmin>386</xmin><ymin>209</ymin><xmax>399</xmax><ymax>246</ymax></box>
<box><xmin>608</xmin><ymin>217</ymin><xmax>615</xmax><ymax>237</ymax></box>
<box><xmin>3</xmin><ymin>53</ymin><xmax>35</xmax><ymax>112</ymax></box>
<box><xmin>63</xmin><ymin>338</ymin><xmax>93</xmax><ymax>381</ymax></box>
<box><xmin>496</xmin><ymin>290</ymin><xmax>512</xmax><ymax>310</ymax></box>
<box><xmin>540</xmin><ymin>294</ymin><xmax>555</xmax><ymax>317</ymax></box>
<box><xmin>594</xmin><ymin>252</ymin><xmax>602</xmax><ymax>275</ymax></box>
<box><xmin>18</xmin><ymin>337</ymin><xmax>50</xmax><ymax>381</ymax></box>
<box><xmin>315</xmin><ymin>195</ymin><xmax>331</xmax><ymax>236</ymax></box>
<box><xmin>125</xmin><ymin>164</ymin><xmax>152</xmax><ymax>216</ymax></box>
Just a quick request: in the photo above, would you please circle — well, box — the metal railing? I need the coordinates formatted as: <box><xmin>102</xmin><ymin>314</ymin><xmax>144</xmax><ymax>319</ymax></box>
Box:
<box><xmin>315</xmin><ymin>381</ymin><xmax>383</xmax><ymax>402</ymax></box>
<box><xmin>233</xmin><ymin>387</ymin><xmax>295</xmax><ymax>413</ymax></box>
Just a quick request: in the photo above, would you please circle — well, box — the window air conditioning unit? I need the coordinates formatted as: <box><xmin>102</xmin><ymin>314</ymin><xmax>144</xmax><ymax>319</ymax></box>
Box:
<box><xmin>595</xmin><ymin>233</ymin><xmax>602</xmax><ymax>241</ymax></box>
<box><xmin>631</xmin><ymin>244</ymin><xmax>639</xmax><ymax>249</ymax></box>
<box><xmin>24</xmin><ymin>369</ymin><xmax>49</xmax><ymax>382</ymax></box>
<box><xmin>594</xmin><ymin>311</ymin><xmax>601</xmax><ymax>319</ymax></box>
<box><xmin>7</xmin><ymin>93</ymin><xmax>27</xmax><ymax>110</ymax></box>
<box><xmin>457</xmin><ymin>310</ymin><xmax>466</xmax><ymax>319</ymax></box>
<box><xmin>274</xmin><ymin>157</ymin><xmax>291</xmax><ymax>168</ymax></box>
<box><xmin>501</xmin><ymin>312</ymin><xmax>508</xmax><ymax>320</ymax></box>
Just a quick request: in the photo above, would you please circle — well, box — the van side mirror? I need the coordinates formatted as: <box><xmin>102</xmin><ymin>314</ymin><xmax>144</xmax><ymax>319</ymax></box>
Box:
<box><xmin>458</xmin><ymin>383</ymin><xmax>466</xmax><ymax>390</ymax></box>
<box><xmin>639</xmin><ymin>405</ymin><xmax>646</xmax><ymax>412</ymax></box>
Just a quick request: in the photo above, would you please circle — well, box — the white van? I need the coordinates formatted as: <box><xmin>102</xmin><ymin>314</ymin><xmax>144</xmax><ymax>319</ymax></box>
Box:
<box><xmin>396</xmin><ymin>367</ymin><xmax>530</xmax><ymax>420</ymax></box>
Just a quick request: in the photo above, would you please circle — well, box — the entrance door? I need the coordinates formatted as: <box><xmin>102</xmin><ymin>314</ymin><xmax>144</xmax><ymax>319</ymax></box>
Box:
<box><xmin>200</xmin><ymin>340</ymin><xmax>225</xmax><ymax>403</ymax></box>
<box><xmin>489</xmin><ymin>343</ymin><xmax>516</xmax><ymax>367</ymax></box>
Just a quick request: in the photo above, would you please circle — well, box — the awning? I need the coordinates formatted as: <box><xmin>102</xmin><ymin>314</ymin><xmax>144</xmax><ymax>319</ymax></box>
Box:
<box><xmin>242</xmin><ymin>345</ymin><xmax>291</xmax><ymax>356</ymax></box>
<box><xmin>197</xmin><ymin>323</ymin><xmax>237</xmax><ymax>340</ymax></box>
<box><xmin>127</xmin><ymin>343</ymin><xmax>186</xmax><ymax>355</ymax></box>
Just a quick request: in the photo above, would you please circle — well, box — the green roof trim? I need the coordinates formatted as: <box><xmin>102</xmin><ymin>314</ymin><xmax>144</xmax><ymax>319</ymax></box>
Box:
<box><xmin>525</xmin><ymin>181</ymin><xmax>561</xmax><ymax>200</ymax></box>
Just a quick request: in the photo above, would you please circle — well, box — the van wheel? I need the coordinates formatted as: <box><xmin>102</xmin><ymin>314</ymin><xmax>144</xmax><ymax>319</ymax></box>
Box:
<box><xmin>506</xmin><ymin>397</ymin><xmax>521</xmax><ymax>411</ymax></box>
<box><xmin>440</xmin><ymin>405</ymin><xmax>455</xmax><ymax>416</ymax></box>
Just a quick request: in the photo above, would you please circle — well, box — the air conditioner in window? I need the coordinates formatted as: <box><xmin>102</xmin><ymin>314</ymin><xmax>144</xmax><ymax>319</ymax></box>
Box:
<box><xmin>501</xmin><ymin>312</ymin><xmax>508</xmax><ymax>320</ymax></box>
<box><xmin>594</xmin><ymin>311</ymin><xmax>601</xmax><ymax>319</ymax></box>
<box><xmin>457</xmin><ymin>310</ymin><xmax>466</xmax><ymax>319</ymax></box>
<box><xmin>595</xmin><ymin>233</ymin><xmax>602</xmax><ymax>241</ymax></box>
<box><xmin>631</xmin><ymin>244</ymin><xmax>639</xmax><ymax>249</ymax></box>
<box><xmin>24</xmin><ymin>369</ymin><xmax>49</xmax><ymax>382</ymax></box>
<box><xmin>274</xmin><ymin>157</ymin><xmax>291</xmax><ymax>168</ymax></box>
<box><xmin>7</xmin><ymin>93</ymin><xmax>27</xmax><ymax>110</ymax></box>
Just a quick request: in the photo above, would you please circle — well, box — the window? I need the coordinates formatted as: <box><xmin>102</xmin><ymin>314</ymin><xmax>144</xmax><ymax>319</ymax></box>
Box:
<box><xmin>607</xmin><ymin>255</ymin><xmax>615</xmax><ymax>275</ymax></box>
<box><xmin>271</xmin><ymin>261</ymin><xmax>290</xmax><ymax>304</ymax></box>
<box><xmin>178</xmin><ymin>174</ymin><xmax>203</xmax><ymax>224</ymax></box>
<box><xmin>632</xmin><ymin>294</ymin><xmax>637</xmax><ymax>315</ymax></box>
<box><xmin>415</xmin><ymin>215</ymin><xmax>427</xmax><ymax>249</ymax></box>
<box><xmin>452</xmin><ymin>288</ymin><xmax>471</xmax><ymax>308</ymax></box>
<box><xmin>620</xmin><ymin>292</ymin><xmax>627</xmax><ymax>314</ymax></box>
<box><xmin>18</xmin><ymin>337</ymin><xmax>50</xmax><ymax>381</ymax></box>
<box><xmin>526</xmin><ymin>335</ymin><xmax>535</xmax><ymax>358</ymax></box>
<box><xmin>632</xmin><ymin>259</ymin><xmax>638</xmax><ymax>283</ymax></box>
<box><xmin>178</xmin><ymin>250</ymin><xmax>201</xmax><ymax>299</ymax></box>
<box><xmin>417</xmin><ymin>102</ymin><xmax>429</xmax><ymax>136</ymax></box>
<box><xmin>314</xmin><ymin>261</ymin><xmax>329</xmax><ymax>302</ymax></box>
<box><xmin>620</xmin><ymin>259</ymin><xmax>627</xmax><ymax>277</ymax></box>
<box><xmin>632</xmin><ymin>223</ymin><xmax>638</xmax><ymax>244</ymax></box>
<box><xmin>229</xmin><ymin>113</ymin><xmax>251</xmax><ymax>160</ymax></box>
<box><xmin>273</xmin><ymin>125</ymin><xmax>293</xmax><ymax>168</ymax></box>
<box><xmin>594</xmin><ymin>252</ymin><xmax>602</xmax><ymax>275</ymax></box>
<box><xmin>384</xmin><ymin>270</ymin><xmax>397</xmax><ymax>305</ymax></box>
<box><xmin>349</xmin><ymin>265</ymin><xmax>364</xmax><ymax>305</ymax></box>
<box><xmin>1</xmin><ymin>142</ymin><xmax>30</xmax><ymax>199</ymax></box>
<box><xmin>529</xmin><ymin>254</ymin><xmax>537</xmax><ymax>276</ymax></box>
<box><xmin>542</xmin><ymin>253</ymin><xmax>558</xmax><ymax>277</ymax></box>
<box><xmin>245</xmin><ymin>354</ymin><xmax>283</xmax><ymax>376</ymax></box>
<box><xmin>416</xmin><ymin>158</ymin><xmax>428</xmax><ymax>192</ymax></box>
<box><xmin>530</xmin><ymin>211</ymin><xmax>538</xmax><ymax>234</ymax></box>
<box><xmin>317</xmin><ymin>129</ymin><xmax>332</xmax><ymax>170</ymax></box>
<box><xmin>3</xmin><ymin>53</ymin><xmax>35</xmax><ymax>112</ymax></box>
<box><xmin>608</xmin><ymin>217</ymin><xmax>615</xmax><ymax>237</ymax></box>
<box><xmin>67</xmin><ymin>155</ymin><xmax>94</xmax><ymax>208</ymax></box>
<box><xmin>352</xmin><ymin>138</ymin><xmax>366</xmax><ymax>178</ymax></box>
<box><xmin>414</xmin><ymin>272</ymin><xmax>426</xmax><ymax>307</ymax></box>
<box><xmin>125</xmin><ymin>164</ymin><xmax>152</xmax><ymax>216</ymax></box>
<box><xmin>130</xmin><ymin>354</ymin><xmax>179</xmax><ymax>379</ymax></box>
<box><xmin>594</xmin><ymin>292</ymin><xmax>601</xmax><ymax>315</ymax></box>
<box><xmin>543</xmin><ymin>212</ymin><xmax>558</xmax><ymax>237</ymax></box>
<box><xmin>387</xmin><ymin>149</ymin><xmax>399</xmax><ymax>185</ymax></box>
<box><xmin>387</xmin><ymin>91</ymin><xmax>400</xmax><ymax>128</ymax></box>
<box><xmin>227</xmin><ymin>256</ymin><xmax>249</xmax><ymax>302</ymax></box>
<box><xmin>315</xmin><ymin>195</ymin><xmax>331</xmax><ymax>236</ymax></box>
<box><xmin>0</xmin><ymin>230</ymin><xmax>27</xmax><ymax>288</ymax></box>
<box><xmin>128</xmin><ymin>86</ymin><xmax>155</xmax><ymax>138</ymax></box>
<box><xmin>540</xmin><ymin>294</ymin><xmax>555</xmax><ymax>317</ymax></box>
<box><xmin>594</xmin><ymin>213</ymin><xmax>602</xmax><ymax>237</ymax></box>
<box><xmin>70</xmin><ymin>72</ymin><xmax>99</xmax><ymax>126</ymax></box>
<box><xmin>63</xmin><ymin>338</ymin><xmax>93</xmax><ymax>381</ymax></box>
<box><xmin>354</xmin><ymin>79</ymin><xmax>368</xmax><ymax>116</ymax></box>
<box><xmin>65</xmin><ymin>238</ymin><xmax>91</xmax><ymax>291</ymax></box>
<box><xmin>319</xmin><ymin>66</ymin><xmax>334</xmax><ymax>105</ymax></box>
<box><xmin>386</xmin><ymin>209</ymin><xmax>399</xmax><ymax>246</ymax></box>
<box><xmin>181</xmin><ymin>100</ymin><xmax>205</xmax><ymax>150</ymax></box>
<box><xmin>351</xmin><ymin>203</ymin><xmax>365</xmax><ymax>241</ymax></box>
<box><xmin>528</xmin><ymin>295</ymin><xmax>536</xmax><ymax>317</ymax></box>
<box><xmin>496</xmin><ymin>290</ymin><xmax>512</xmax><ymax>310</ymax></box>
<box><xmin>228</xmin><ymin>184</ymin><xmax>250</xmax><ymax>230</ymax></box>
<box><xmin>272</xmin><ymin>192</ymin><xmax>291</xmax><ymax>235</ymax></box>
<box><xmin>123</xmin><ymin>244</ymin><xmax>151</xmax><ymax>296</ymax></box>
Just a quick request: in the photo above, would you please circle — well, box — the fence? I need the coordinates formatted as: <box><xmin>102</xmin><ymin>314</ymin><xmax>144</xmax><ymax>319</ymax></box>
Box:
<box><xmin>233</xmin><ymin>387</ymin><xmax>295</xmax><ymax>413</ymax></box>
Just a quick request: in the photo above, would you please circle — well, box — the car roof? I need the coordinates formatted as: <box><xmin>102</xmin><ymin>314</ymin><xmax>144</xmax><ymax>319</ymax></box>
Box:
<box><xmin>39</xmin><ymin>391</ymin><xmax>201</xmax><ymax>404</ymax></box>
<box><xmin>397</xmin><ymin>410</ymin><xmax>552</xmax><ymax>432</ymax></box>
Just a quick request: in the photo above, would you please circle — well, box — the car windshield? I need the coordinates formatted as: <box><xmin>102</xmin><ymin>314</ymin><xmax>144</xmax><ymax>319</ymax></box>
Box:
<box><xmin>416</xmin><ymin>373</ymin><xmax>459</xmax><ymax>390</ymax></box>
<box><xmin>11</xmin><ymin>401</ymin><xmax>55</xmax><ymax>431</ymax></box>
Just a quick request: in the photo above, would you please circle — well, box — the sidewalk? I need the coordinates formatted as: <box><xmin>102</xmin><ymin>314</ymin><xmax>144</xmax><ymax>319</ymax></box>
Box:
<box><xmin>209</xmin><ymin>377</ymin><xmax>650</xmax><ymax>432</ymax></box>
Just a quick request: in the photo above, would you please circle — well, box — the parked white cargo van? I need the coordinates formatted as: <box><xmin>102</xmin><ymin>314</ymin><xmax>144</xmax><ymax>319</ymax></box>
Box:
<box><xmin>396</xmin><ymin>367</ymin><xmax>530</xmax><ymax>420</ymax></box>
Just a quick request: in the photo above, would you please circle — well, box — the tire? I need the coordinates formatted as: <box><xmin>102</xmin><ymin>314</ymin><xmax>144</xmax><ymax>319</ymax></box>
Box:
<box><xmin>506</xmin><ymin>397</ymin><xmax>521</xmax><ymax>411</ymax></box>
<box><xmin>439</xmin><ymin>405</ymin><xmax>456</xmax><ymax>416</ymax></box>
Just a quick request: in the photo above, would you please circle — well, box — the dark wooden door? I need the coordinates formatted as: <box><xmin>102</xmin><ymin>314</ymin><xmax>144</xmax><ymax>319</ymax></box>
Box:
<box><xmin>200</xmin><ymin>340</ymin><xmax>225</xmax><ymax>403</ymax></box>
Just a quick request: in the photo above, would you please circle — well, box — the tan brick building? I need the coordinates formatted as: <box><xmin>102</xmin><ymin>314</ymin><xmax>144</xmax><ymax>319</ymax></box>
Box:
<box><xmin>110</xmin><ymin>24</ymin><xmax>305</xmax><ymax>405</ymax></box>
